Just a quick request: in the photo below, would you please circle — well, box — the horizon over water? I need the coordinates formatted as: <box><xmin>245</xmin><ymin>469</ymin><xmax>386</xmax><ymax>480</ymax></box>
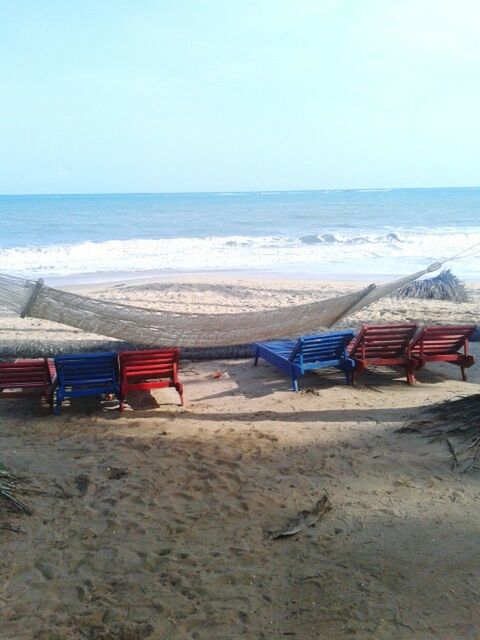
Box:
<box><xmin>1</xmin><ymin>187</ymin><xmax>479</xmax><ymax>283</ymax></box>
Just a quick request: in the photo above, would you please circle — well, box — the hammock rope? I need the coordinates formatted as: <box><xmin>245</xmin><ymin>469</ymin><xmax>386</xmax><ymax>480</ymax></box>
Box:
<box><xmin>438</xmin><ymin>239</ymin><xmax>480</xmax><ymax>263</ymax></box>
<box><xmin>0</xmin><ymin>242</ymin><xmax>477</xmax><ymax>348</ymax></box>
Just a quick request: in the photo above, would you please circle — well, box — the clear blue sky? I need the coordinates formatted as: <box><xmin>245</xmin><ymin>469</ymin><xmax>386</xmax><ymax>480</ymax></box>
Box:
<box><xmin>1</xmin><ymin>0</ymin><xmax>479</xmax><ymax>194</ymax></box>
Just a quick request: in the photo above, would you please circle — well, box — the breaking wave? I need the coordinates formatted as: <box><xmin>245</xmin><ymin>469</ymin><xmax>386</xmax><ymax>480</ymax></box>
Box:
<box><xmin>1</xmin><ymin>230</ymin><xmax>479</xmax><ymax>279</ymax></box>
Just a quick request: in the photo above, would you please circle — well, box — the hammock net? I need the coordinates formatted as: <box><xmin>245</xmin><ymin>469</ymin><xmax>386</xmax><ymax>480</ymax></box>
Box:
<box><xmin>0</xmin><ymin>263</ymin><xmax>442</xmax><ymax>348</ymax></box>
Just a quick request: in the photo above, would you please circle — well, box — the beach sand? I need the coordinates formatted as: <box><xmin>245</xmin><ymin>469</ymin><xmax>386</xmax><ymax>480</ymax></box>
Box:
<box><xmin>1</xmin><ymin>276</ymin><xmax>480</xmax><ymax>639</ymax></box>
<box><xmin>1</xmin><ymin>275</ymin><xmax>479</xmax><ymax>350</ymax></box>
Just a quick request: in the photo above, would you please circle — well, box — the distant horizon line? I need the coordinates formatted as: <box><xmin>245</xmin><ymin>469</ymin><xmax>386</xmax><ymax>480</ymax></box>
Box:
<box><xmin>1</xmin><ymin>185</ymin><xmax>480</xmax><ymax>198</ymax></box>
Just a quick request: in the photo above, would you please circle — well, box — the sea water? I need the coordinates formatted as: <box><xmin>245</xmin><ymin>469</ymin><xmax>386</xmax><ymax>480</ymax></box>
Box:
<box><xmin>0</xmin><ymin>188</ymin><xmax>479</xmax><ymax>282</ymax></box>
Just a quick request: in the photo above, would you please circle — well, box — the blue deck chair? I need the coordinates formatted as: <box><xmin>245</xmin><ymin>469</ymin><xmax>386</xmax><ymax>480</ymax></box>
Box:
<box><xmin>53</xmin><ymin>351</ymin><xmax>120</xmax><ymax>415</ymax></box>
<box><xmin>254</xmin><ymin>330</ymin><xmax>356</xmax><ymax>391</ymax></box>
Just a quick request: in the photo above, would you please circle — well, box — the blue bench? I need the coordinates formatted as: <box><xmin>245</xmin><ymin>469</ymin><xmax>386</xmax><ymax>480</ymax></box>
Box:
<box><xmin>53</xmin><ymin>351</ymin><xmax>120</xmax><ymax>415</ymax></box>
<box><xmin>254</xmin><ymin>330</ymin><xmax>356</xmax><ymax>391</ymax></box>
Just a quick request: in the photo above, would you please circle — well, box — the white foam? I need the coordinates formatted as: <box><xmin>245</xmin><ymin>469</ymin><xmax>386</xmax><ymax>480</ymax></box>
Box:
<box><xmin>1</xmin><ymin>230</ymin><xmax>479</xmax><ymax>279</ymax></box>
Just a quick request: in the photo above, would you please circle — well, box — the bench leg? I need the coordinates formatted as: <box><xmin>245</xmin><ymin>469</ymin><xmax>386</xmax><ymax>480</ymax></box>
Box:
<box><xmin>46</xmin><ymin>388</ymin><xmax>54</xmax><ymax>414</ymax></box>
<box><xmin>254</xmin><ymin>348</ymin><xmax>259</xmax><ymax>367</ymax></box>
<box><xmin>406</xmin><ymin>362</ymin><xmax>416</xmax><ymax>385</ymax></box>
<box><xmin>119</xmin><ymin>384</ymin><xmax>126</xmax><ymax>412</ymax></box>
<box><xmin>54</xmin><ymin>391</ymin><xmax>63</xmax><ymax>416</ymax></box>
<box><xmin>291</xmin><ymin>373</ymin><xmax>299</xmax><ymax>392</ymax></box>
<box><xmin>461</xmin><ymin>355</ymin><xmax>475</xmax><ymax>380</ymax></box>
<box><xmin>176</xmin><ymin>382</ymin><xmax>184</xmax><ymax>406</ymax></box>
<box><xmin>343</xmin><ymin>361</ymin><xmax>354</xmax><ymax>385</ymax></box>
<box><xmin>350</xmin><ymin>360</ymin><xmax>363</xmax><ymax>387</ymax></box>
<box><xmin>350</xmin><ymin>368</ymin><xmax>357</xmax><ymax>387</ymax></box>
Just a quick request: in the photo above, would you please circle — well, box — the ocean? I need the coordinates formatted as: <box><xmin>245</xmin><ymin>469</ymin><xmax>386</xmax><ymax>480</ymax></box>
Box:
<box><xmin>1</xmin><ymin>188</ymin><xmax>479</xmax><ymax>282</ymax></box>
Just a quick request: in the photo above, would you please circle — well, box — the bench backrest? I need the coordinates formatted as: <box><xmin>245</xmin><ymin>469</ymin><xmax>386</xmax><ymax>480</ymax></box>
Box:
<box><xmin>0</xmin><ymin>358</ymin><xmax>52</xmax><ymax>388</ymax></box>
<box><xmin>349</xmin><ymin>324</ymin><xmax>418</xmax><ymax>360</ymax></box>
<box><xmin>119</xmin><ymin>348</ymin><xmax>179</xmax><ymax>378</ymax></box>
<box><xmin>54</xmin><ymin>352</ymin><xmax>119</xmax><ymax>386</ymax></box>
<box><xmin>290</xmin><ymin>331</ymin><xmax>355</xmax><ymax>366</ymax></box>
<box><xmin>411</xmin><ymin>325</ymin><xmax>476</xmax><ymax>356</ymax></box>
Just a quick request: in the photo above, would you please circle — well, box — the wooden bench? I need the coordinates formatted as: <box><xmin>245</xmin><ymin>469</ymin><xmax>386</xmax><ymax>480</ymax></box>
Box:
<box><xmin>349</xmin><ymin>324</ymin><xmax>418</xmax><ymax>385</ymax></box>
<box><xmin>0</xmin><ymin>358</ymin><xmax>54</xmax><ymax>410</ymax></box>
<box><xmin>54</xmin><ymin>351</ymin><xmax>120</xmax><ymax>415</ymax></box>
<box><xmin>410</xmin><ymin>325</ymin><xmax>476</xmax><ymax>380</ymax></box>
<box><xmin>119</xmin><ymin>348</ymin><xmax>184</xmax><ymax>410</ymax></box>
<box><xmin>254</xmin><ymin>330</ymin><xmax>356</xmax><ymax>391</ymax></box>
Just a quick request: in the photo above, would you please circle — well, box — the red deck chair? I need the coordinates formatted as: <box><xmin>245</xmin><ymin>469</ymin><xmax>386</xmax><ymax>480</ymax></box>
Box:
<box><xmin>119</xmin><ymin>348</ymin><xmax>184</xmax><ymax>410</ymax></box>
<box><xmin>0</xmin><ymin>358</ymin><xmax>54</xmax><ymax>410</ymax></box>
<box><xmin>349</xmin><ymin>324</ymin><xmax>418</xmax><ymax>385</ymax></box>
<box><xmin>410</xmin><ymin>325</ymin><xmax>476</xmax><ymax>381</ymax></box>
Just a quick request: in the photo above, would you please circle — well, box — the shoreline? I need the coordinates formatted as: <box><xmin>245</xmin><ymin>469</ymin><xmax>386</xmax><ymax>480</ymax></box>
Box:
<box><xmin>41</xmin><ymin>269</ymin><xmax>415</xmax><ymax>289</ymax></box>
<box><xmin>15</xmin><ymin>262</ymin><xmax>480</xmax><ymax>290</ymax></box>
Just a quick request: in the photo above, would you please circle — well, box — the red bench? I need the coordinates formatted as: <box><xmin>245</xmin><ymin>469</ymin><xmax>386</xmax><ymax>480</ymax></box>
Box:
<box><xmin>349</xmin><ymin>324</ymin><xmax>418</xmax><ymax>385</ymax></box>
<box><xmin>0</xmin><ymin>358</ymin><xmax>54</xmax><ymax>409</ymax></box>
<box><xmin>410</xmin><ymin>325</ymin><xmax>476</xmax><ymax>380</ymax></box>
<box><xmin>119</xmin><ymin>348</ymin><xmax>184</xmax><ymax>410</ymax></box>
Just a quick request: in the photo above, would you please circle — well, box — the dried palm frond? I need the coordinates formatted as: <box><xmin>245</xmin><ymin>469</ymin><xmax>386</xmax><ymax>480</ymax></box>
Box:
<box><xmin>398</xmin><ymin>394</ymin><xmax>480</xmax><ymax>472</ymax></box>
<box><xmin>0</xmin><ymin>463</ymin><xmax>32</xmax><ymax>515</ymax></box>
<box><xmin>394</xmin><ymin>269</ymin><xmax>471</xmax><ymax>303</ymax></box>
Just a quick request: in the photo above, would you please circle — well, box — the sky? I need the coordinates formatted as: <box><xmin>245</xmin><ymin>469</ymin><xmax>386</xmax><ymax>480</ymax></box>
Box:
<box><xmin>1</xmin><ymin>0</ymin><xmax>480</xmax><ymax>194</ymax></box>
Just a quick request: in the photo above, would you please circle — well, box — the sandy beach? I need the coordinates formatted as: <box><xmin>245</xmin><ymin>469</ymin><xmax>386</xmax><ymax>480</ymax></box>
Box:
<box><xmin>1</xmin><ymin>276</ymin><xmax>480</xmax><ymax>639</ymax></box>
<box><xmin>4</xmin><ymin>0</ymin><xmax>480</xmax><ymax>636</ymax></box>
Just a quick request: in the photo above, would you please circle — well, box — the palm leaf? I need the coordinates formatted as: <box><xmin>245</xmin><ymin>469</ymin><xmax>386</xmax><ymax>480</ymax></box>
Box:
<box><xmin>394</xmin><ymin>269</ymin><xmax>471</xmax><ymax>302</ymax></box>
<box><xmin>0</xmin><ymin>463</ymin><xmax>32</xmax><ymax>515</ymax></box>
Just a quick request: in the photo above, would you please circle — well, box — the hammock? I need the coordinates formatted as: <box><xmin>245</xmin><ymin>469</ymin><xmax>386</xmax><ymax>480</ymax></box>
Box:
<box><xmin>0</xmin><ymin>263</ymin><xmax>442</xmax><ymax>348</ymax></box>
